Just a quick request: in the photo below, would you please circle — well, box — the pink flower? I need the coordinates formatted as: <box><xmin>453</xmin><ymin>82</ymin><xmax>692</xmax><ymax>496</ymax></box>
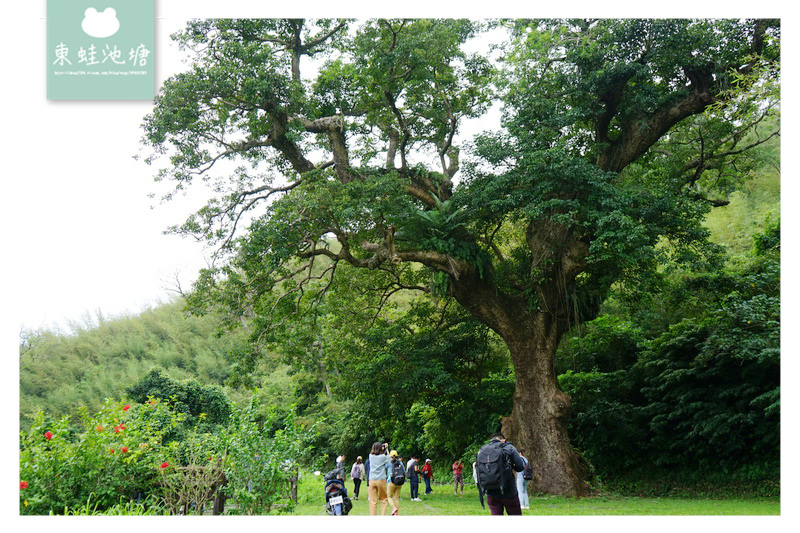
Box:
<box><xmin>160</xmin><ymin>462</ymin><xmax>169</xmax><ymax>469</ymax></box>
<box><xmin>123</xmin><ymin>405</ymin><xmax>130</xmax><ymax>411</ymax></box>
<box><xmin>20</xmin><ymin>481</ymin><xmax>29</xmax><ymax>490</ymax></box>
<box><xmin>44</xmin><ymin>431</ymin><xmax>53</xmax><ymax>440</ymax></box>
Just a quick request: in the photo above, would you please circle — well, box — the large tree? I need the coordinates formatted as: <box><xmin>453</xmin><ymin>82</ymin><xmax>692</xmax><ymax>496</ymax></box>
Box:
<box><xmin>142</xmin><ymin>18</ymin><xmax>779</xmax><ymax>495</ymax></box>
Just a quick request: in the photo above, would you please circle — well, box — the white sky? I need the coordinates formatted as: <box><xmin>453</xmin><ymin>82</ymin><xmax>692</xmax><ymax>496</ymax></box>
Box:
<box><xmin>2</xmin><ymin>0</ymin><xmax>798</xmax><ymax>529</ymax></box>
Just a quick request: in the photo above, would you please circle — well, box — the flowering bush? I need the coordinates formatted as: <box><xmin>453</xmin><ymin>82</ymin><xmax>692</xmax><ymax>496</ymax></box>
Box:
<box><xmin>19</xmin><ymin>399</ymin><xmax>182</xmax><ymax>514</ymax></box>
<box><xmin>20</xmin><ymin>392</ymin><xmax>315</xmax><ymax>515</ymax></box>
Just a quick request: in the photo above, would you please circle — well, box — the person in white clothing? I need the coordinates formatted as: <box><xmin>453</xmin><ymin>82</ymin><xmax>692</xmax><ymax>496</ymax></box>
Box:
<box><xmin>516</xmin><ymin>450</ymin><xmax>530</xmax><ymax>509</ymax></box>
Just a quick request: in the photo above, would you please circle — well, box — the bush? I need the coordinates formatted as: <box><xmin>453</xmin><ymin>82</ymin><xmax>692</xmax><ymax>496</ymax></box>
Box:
<box><xmin>20</xmin><ymin>391</ymin><xmax>315</xmax><ymax>515</ymax></box>
<box><xmin>19</xmin><ymin>400</ymin><xmax>183</xmax><ymax>514</ymax></box>
<box><xmin>126</xmin><ymin>368</ymin><xmax>231</xmax><ymax>426</ymax></box>
<box><xmin>558</xmin><ymin>370</ymin><xmax>648</xmax><ymax>473</ymax></box>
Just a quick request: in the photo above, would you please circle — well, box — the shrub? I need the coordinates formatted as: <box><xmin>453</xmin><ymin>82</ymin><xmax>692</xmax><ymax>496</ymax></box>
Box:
<box><xmin>20</xmin><ymin>393</ymin><xmax>315</xmax><ymax>515</ymax></box>
<box><xmin>19</xmin><ymin>400</ymin><xmax>182</xmax><ymax>514</ymax></box>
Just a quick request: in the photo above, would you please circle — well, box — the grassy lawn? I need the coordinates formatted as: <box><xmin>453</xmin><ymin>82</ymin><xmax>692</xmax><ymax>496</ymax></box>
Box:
<box><xmin>291</xmin><ymin>474</ymin><xmax>779</xmax><ymax>516</ymax></box>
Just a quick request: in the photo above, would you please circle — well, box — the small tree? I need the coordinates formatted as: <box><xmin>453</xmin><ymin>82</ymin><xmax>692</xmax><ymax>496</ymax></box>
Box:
<box><xmin>220</xmin><ymin>394</ymin><xmax>312</xmax><ymax>514</ymax></box>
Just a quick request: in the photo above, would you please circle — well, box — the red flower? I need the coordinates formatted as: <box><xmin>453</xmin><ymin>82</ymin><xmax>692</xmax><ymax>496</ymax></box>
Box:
<box><xmin>123</xmin><ymin>405</ymin><xmax>130</xmax><ymax>411</ymax></box>
<box><xmin>44</xmin><ymin>431</ymin><xmax>53</xmax><ymax>440</ymax></box>
<box><xmin>121</xmin><ymin>447</ymin><xmax>129</xmax><ymax>453</ymax></box>
<box><xmin>96</xmin><ymin>425</ymin><xmax>104</xmax><ymax>432</ymax></box>
<box><xmin>119</xmin><ymin>424</ymin><xmax>126</xmax><ymax>430</ymax></box>
<box><xmin>20</xmin><ymin>481</ymin><xmax>29</xmax><ymax>490</ymax></box>
<box><xmin>160</xmin><ymin>462</ymin><xmax>169</xmax><ymax>469</ymax></box>
<box><xmin>114</xmin><ymin>427</ymin><xmax>120</xmax><ymax>434</ymax></box>
<box><xmin>109</xmin><ymin>448</ymin><xmax>116</xmax><ymax>454</ymax></box>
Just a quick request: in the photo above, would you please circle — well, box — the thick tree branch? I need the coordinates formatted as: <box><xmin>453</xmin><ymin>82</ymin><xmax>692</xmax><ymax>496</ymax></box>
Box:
<box><xmin>597</xmin><ymin>90</ymin><xmax>716</xmax><ymax>172</ymax></box>
<box><xmin>268</xmin><ymin>111</ymin><xmax>317</xmax><ymax>174</ymax></box>
<box><xmin>291</xmin><ymin>114</ymin><xmax>355</xmax><ymax>182</ymax></box>
<box><xmin>596</xmin><ymin>19</ymin><xmax>775</xmax><ymax>173</ymax></box>
<box><xmin>386</xmin><ymin>128</ymin><xmax>399</xmax><ymax>169</ymax></box>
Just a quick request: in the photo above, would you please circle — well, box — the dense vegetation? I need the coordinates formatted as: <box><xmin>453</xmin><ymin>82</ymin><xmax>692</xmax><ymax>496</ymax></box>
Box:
<box><xmin>19</xmin><ymin>17</ymin><xmax>779</xmax><ymax>513</ymax></box>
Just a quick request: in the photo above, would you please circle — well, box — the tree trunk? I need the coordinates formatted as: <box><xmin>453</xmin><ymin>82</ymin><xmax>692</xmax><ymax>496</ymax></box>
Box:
<box><xmin>449</xmin><ymin>269</ymin><xmax>589</xmax><ymax>497</ymax></box>
<box><xmin>501</xmin><ymin>314</ymin><xmax>589</xmax><ymax>496</ymax></box>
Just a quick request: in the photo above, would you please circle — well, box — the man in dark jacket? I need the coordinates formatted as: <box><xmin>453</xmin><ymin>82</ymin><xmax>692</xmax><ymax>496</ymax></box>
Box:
<box><xmin>477</xmin><ymin>432</ymin><xmax>526</xmax><ymax>515</ymax></box>
<box><xmin>407</xmin><ymin>455</ymin><xmax>421</xmax><ymax>501</ymax></box>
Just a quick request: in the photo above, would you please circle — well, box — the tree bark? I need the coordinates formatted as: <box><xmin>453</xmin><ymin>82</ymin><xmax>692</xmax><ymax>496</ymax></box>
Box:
<box><xmin>501</xmin><ymin>317</ymin><xmax>589</xmax><ymax>496</ymax></box>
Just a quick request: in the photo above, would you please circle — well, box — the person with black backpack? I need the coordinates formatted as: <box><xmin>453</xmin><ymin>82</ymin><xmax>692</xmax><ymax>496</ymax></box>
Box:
<box><xmin>386</xmin><ymin>450</ymin><xmax>406</xmax><ymax>515</ymax></box>
<box><xmin>475</xmin><ymin>432</ymin><xmax>526</xmax><ymax>515</ymax></box>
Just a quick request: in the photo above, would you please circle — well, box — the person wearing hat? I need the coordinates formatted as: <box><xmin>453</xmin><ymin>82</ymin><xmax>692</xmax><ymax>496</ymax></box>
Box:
<box><xmin>386</xmin><ymin>450</ymin><xmax>406</xmax><ymax>515</ymax></box>
<box><xmin>421</xmin><ymin>459</ymin><xmax>434</xmax><ymax>494</ymax></box>
<box><xmin>351</xmin><ymin>456</ymin><xmax>366</xmax><ymax>500</ymax></box>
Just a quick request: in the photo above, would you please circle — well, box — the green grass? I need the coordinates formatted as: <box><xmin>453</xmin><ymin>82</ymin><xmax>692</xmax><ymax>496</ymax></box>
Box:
<box><xmin>291</xmin><ymin>473</ymin><xmax>779</xmax><ymax>516</ymax></box>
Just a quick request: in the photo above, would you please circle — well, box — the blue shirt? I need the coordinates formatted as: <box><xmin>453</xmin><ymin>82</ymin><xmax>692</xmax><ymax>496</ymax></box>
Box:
<box><xmin>368</xmin><ymin>453</ymin><xmax>392</xmax><ymax>481</ymax></box>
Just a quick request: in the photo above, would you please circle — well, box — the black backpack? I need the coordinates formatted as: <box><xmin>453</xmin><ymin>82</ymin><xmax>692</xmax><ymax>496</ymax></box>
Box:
<box><xmin>391</xmin><ymin>460</ymin><xmax>406</xmax><ymax>485</ymax></box>
<box><xmin>522</xmin><ymin>461</ymin><xmax>533</xmax><ymax>481</ymax></box>
<box><xmin>476</xmin><ymin>440</ymin><xmax>509</xmax><ymax>495</ymax></box>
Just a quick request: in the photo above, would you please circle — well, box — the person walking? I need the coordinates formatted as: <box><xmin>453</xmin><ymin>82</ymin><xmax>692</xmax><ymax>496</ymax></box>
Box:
<box><xmin>421</xmin><ymin>459</ymin><xmax>434</xmax><ymax>494</ymax></box>
<box><xmin>475</xmin><ymin>432</ymin><xmax>525</xmax><ymax>515</ymax></box>
<box><xmin>367</xmin><ymin>442</ymin><xmax>392</xmax><ymax>515</ymax></box>
<box><xmin>452</xmin><ymin>459</ymin><xmax>465</xmax><ymax>494</ymax></box>
<box><xmin>407</xmin><ymin>455</ymin><xmax>421</xmax><ymax>501</ymax></box>
<box><xmin>386</xmin><ymin>450</ymin><xmax>406</xmax><ymax>515</ymax></box>
<box><xmin>351</xmin><ymin>456</ymin><xmax>366</xmax><ymax>500</ymax></box>
<box><xmin>336</xmin><ymin>455</ymin><xmax>346</xmax><ymax>480</ymax></box>
<box><xmin>516</xmin><ymin>449</ymin><xmax>530</xmax><ymax>510</ymax></box>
